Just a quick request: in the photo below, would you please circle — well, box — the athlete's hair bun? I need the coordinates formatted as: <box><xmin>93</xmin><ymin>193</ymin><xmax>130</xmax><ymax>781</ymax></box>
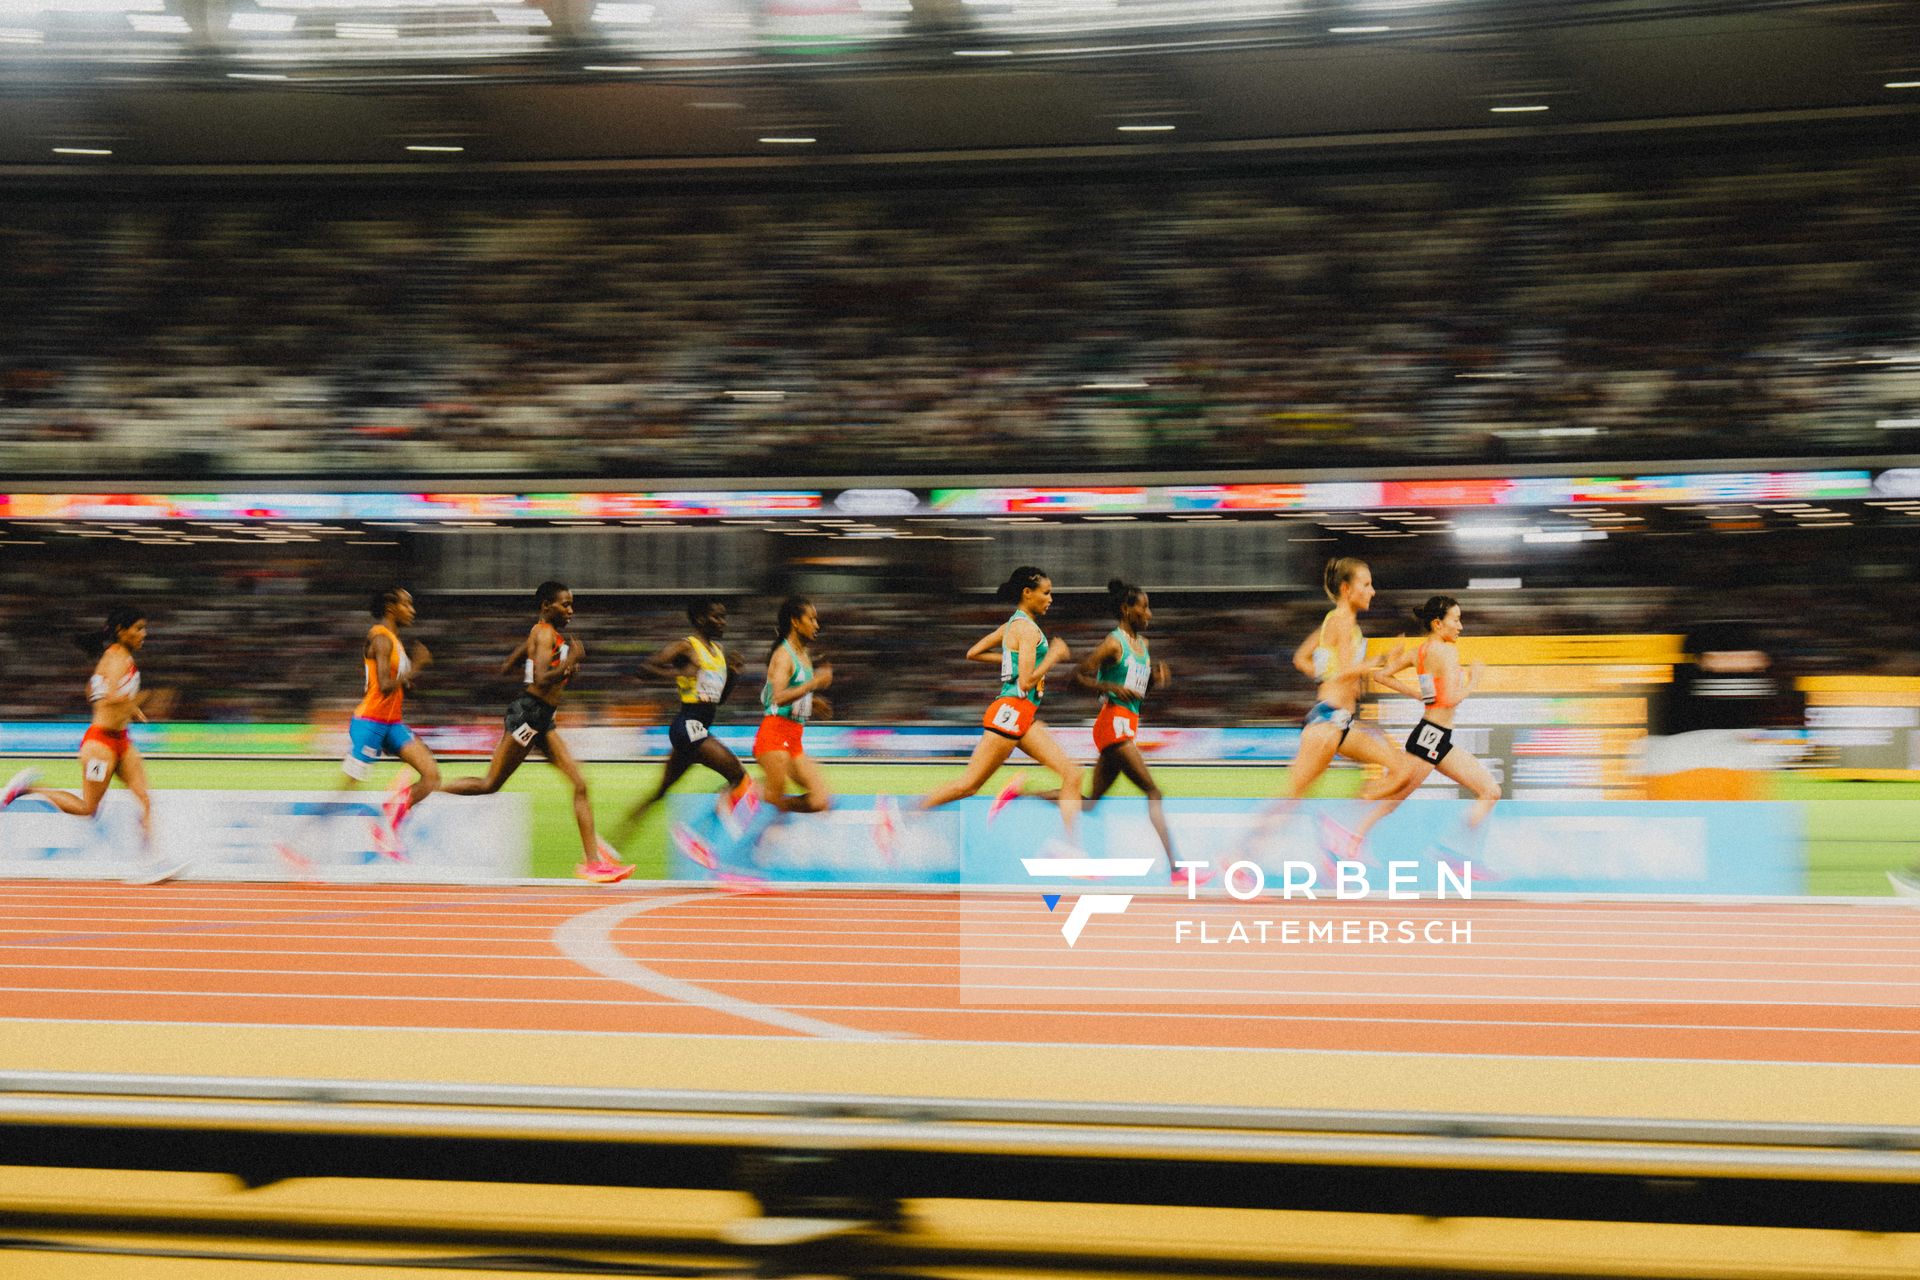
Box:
<box><xmin>1106</xmin><ymin>577</ymin><xmax>1144</xmax><ymax>616</ymax></box>
<box><xmin>73</xmin><ymin>605</ymin><xmax>142</xmax><ymax>657</ymax></box>
<box><xmin>997</xmin><ymin>565</ymin><xmax>1048</xmax><ymax>604</ymax></box>
<box><xmin>1411</xmin><ymin>595</ymin><xmax>1459</xmax><ymax>630</ymax></box>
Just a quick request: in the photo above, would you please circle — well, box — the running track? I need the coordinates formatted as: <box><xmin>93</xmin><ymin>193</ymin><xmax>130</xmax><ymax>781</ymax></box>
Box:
<box><xmin>0</xmin><ymin>881</ymin><xmax>1916</xmax><ymax>1065</ymax></box>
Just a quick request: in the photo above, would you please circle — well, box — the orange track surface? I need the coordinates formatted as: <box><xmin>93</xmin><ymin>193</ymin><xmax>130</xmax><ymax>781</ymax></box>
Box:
<box><xmin>0</xmin><ymin>882</ymin><xmax>1916</xmax><ymax>1066</ymax></box>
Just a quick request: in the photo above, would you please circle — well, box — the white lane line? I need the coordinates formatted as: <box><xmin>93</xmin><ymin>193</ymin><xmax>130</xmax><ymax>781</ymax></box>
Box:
<box><xmin>551</xmin><ymin>893</ymin><xmax>903</xmax><ymax>1042</ymax></box>
<box><xmin>2</xmin><ymin>941</ymin><xmax>1914</xmax><ymax>973</ymax></box>
<box><xmin>3</xmin><ymin>898</ymin><xmax>1915</xmax><ymax>925</ymax></box>
<box><xmin>0</xmin><ymin>925</ymin><xmax>1909</xmax><ymax>960</ymax></box>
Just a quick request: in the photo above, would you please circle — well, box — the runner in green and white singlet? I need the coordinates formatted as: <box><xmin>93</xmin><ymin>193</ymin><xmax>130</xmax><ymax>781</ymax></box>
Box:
<box><xmin>1014</xmin><ymin>578</ymin><xmax>1188</xmax><ymax>881</ymax></box>
<box><xmin>875</xmin><ymin>565</ymin><xmax>1083</xmax><ymax>856</ymax></box>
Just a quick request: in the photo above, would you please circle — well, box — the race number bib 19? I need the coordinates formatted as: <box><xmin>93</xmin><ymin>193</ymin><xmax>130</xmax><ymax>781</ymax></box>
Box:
<box><xmin>992</xmin><ymin>702</ymin><xmax>1022</xmax><ymax>733</ymax></box>
<box><xmin>511</xmin><ymin>722</ymin><xmax>538</xmax><ymax>746</ymax></box>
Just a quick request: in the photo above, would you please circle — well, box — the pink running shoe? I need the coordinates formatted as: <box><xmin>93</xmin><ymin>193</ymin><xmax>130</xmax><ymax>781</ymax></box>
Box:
<box><xmin>576</xmin><ymin>857</ymin><xmax>636</xmax><ymax>884</ymax></box>
<box><xmin>672</xmin><ymin>822</ymin><xmax>718</xmax><ymax>871</ymax></box>
<box><xmin>715</xmin><ymin>869</ymin><xmax>772</xmax><ymax>894</ymax></box>
<box><xmin>381</xmin><ymin>774</ymin><xmax>413</xmax><ymax>834</ymax></box>
<box><xmin>0</xmin><ymin>768</ymin><xmax>39</xmax><ymax>809</ymax></box>
<box><xmin>987</xmin><ymin>778</ymin><xmax>1023</xmax><ymax>823</ymax></box>
<box><xmin>1438</xmin><ymin>854</ymin><xmax>1499</xmax><ymax>884</ymax></box>
<box><xmin>1318</xmin><ymin>815</ymin><xmax>1367</xmax><ymax>866</ymax></box>
<box><xmin>370</xmin><ymin>820</ymin><xmax>407</xmax><ymax>862</ymax></box>
<box><xmin>872</xmin><ymin>795</ymin><xmax>899</xmax><ymax>866</ymax></box>
<box><xmin>717</xmin><ymin>777</ymin><xmax>761</xmax><ymax>838</ymax></box>
<box><xmin>274</xmin><ymin>842</ymin><xmax>318</xmax><ymax>882</ymax></box>
<box><xmin>1170</xmin><ymin>862</ymin><xmax>1214</xmax><ymax>889</ymax></box>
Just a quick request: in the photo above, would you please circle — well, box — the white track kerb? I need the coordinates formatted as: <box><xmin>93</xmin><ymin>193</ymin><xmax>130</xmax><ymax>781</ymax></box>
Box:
<box><xmin>552</xmin><ymin>894</ymin><xmax>903</xmax><ymax>1040</ymax></box>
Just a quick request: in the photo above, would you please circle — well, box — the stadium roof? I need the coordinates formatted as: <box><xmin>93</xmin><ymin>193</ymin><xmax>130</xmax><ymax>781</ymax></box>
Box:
<box><xmin>0</xmin><ymin>0</ymin><xmax>1915</xmax><ymax>171</ymax></box>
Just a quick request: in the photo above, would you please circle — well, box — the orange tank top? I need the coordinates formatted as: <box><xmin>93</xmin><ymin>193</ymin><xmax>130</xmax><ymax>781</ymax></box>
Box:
<box><xmin>354</xmin><ymin>625</ymin><xmax>409</xmax><ymax>723</ymax></box>
<box><xmin>1415</xmin><ymin>640</ymin><xmax>1460</xmax><ymax>709</ymax></box>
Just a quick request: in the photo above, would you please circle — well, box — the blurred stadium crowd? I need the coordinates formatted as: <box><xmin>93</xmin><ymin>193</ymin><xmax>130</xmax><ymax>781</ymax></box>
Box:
<box><xmin>3</xmin><ymin>148</ymin><xmax>1916</xmax><ymax>479</ymax></box>
<box><xmin>2</xmin><ymin>547</ymin><xmax>1914</xmax><ymax>728</ymax></box>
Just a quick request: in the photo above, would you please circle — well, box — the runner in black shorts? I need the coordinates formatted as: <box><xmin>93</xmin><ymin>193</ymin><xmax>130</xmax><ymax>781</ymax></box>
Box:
<box><xmin>1351</xmin><ymin>595</ymin><xmax>1500</xmax><ymax>862</ymax></box>
<box><xmin>442</xmin><ymin>580</ymin><xmax>632</xmax><ymax>882</ymax></box>
<box><xmin>612</xmin><ymin>597</ymin><xmax>751</xmax><ymax>854</ymax></box>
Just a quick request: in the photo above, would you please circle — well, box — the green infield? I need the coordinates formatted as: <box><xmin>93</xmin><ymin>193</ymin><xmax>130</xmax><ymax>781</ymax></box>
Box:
<box><xmin>3</xmin><ymin>757</ymin><xmax>1915</xmax><ymax>892</ymax></box>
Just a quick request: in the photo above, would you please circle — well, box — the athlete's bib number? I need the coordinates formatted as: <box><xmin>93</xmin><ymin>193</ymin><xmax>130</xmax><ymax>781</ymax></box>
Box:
<box><xmin>791</xmin><ymin>692</ymin><xmax>813</xmax><ymax>721</ymax></box>
<box><xmin>684</xmin><ymin>719</ymin><xmax>709</xmax><ymax>742</ymax></box>
<box><xmin>1123</xmin><ymin>659</ymin><xmax>1150</xmax><ymax>698</ymax></box>
<box><xmin>1414</xmin><ymin>724</ymin><xmax>1446</xmax><ymax>754</ymax></box>
<box><xmin>1418</xmin><ymin>673</ymin><xmax>1437</xmax><ymax>705</ymax></box>
<box><xmin>84</xmin><ymin>757</ymin><xmax>110</xmax><ymax>782</ymax></box>
<box><xmin>511</xmin><ymin>722</ymin><xmax>538</xmax><ymax>747</ymax></box>
<box><xmin>694</xmin><ymin>667</ymin><xmax>726</xmax><ymax>702</ymax></box>
<box><xmin>991</xmin><ymin>703</ymin><xmax>1023</xmax><ymax>733</ymax></box>
<box><xmin>1112</xmin><ymin>713</ymin><xmax>1136</xmax><ymax>740</ymax></box>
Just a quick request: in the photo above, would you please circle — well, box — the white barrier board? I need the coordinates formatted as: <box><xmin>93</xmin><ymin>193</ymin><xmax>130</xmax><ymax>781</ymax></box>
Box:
<box><xmin>0</xmin><ymin>790</ymin><xmax>530</xmax><ymax>882</ymax></box>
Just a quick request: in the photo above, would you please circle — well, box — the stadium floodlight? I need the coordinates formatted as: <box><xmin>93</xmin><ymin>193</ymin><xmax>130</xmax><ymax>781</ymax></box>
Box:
<box><xmin>227</xmin><ymin>10</ymin><xmax>295</xmax><ymax>30</ymax></box>
<box><xmin>590</xmin><ymin>1</ymin><xmax>653</xmax><ymax>22</ymax></box>
<box><xmin>0</xmin><ymin>0</ymin><xmax>163</xmax><ymax>13</ymax></box>
<box><xmin>126</xmin><ymin>11</ymin><xmax>188</xmax><ymax>29</ymax></box>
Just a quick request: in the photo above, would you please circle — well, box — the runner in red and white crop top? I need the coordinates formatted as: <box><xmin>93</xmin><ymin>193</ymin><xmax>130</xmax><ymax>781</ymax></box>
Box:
<box><xmin>1</xmin><ymin>607</ymin><xmax>170</xmax><ymax>878</ymax></box>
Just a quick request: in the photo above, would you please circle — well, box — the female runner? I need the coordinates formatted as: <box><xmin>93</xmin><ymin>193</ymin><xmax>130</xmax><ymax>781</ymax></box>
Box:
<box><xmin>754</xmin><ymin>597</ymin><xmax>835</xmax><ymax>814</ymax></box>
<box><xmin>614</xmin><ymin>597</ymin><xmax>754</xmax><ymax>856</ymax></box>
<box><xmin>1012</xmin><ymin>578</ymin><xmax>1187</xmax><ymax>877</ymax></box>
<box><xmin>881</xmin><ymin>566</ymin><xmax>1081</xmax><ymax>851</ymax></box>
<box><xmin>1348</xmin><ymin>595</ymin><xmax>1500</xmax><ymax>860</ymax></box>
<box><xmin>1</xmin><ymin>606</ymin><xmax>182</xmax><ymax>883</ymax></box>
<box><xmin>1243</xmin><ymin>558</ymin><xmax>1417</xmax><ymax>865</ymax></box>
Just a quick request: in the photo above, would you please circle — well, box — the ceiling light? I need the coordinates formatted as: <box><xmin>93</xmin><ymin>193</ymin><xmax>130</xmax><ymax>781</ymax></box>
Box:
<box><xmin>759</xmin><ymin>136</ymin><xmax>816</xmax><ymax>144</ymax></box>
<box><xmin>1886</xmin><ymin>80</ymin><xmax>1920</xmax><ymax>90</ymax></box>
<box><xmin>52</xmin><ymin>147</ymin><xmax>113</xmax><ymax>156</ymax></box>
<box><xmin>1117</xmin><ymin>124</ymin><xmax>1176</xmax><ymax>133</ymax></box>
<box><xmin>953</xmin><ymin>49</ymin><xmax>1012</xmax><ymax>57</ymax></box>
<box><xmin>1490</xmin><ymin>104</ymin><xmax>1550</xmax><ymax>114</ymax></box>
<box><xmin>405</xmin><ymin>144</ymin><xmax>465</xmax><ymax>152</ymax></box>
<box><xmin>1329</xmin><ymin>25</ymin><xmax>1389</xmax><ymax>33</ymax></box>
<box><xmin>590</xmin><ymin>2</ymin><xmax>653</xmax><ymax>21</ymax></box>
<box><xmin>126</xmin><ymin>11</ymin><xmax>189</xmax><ymax>29</ymax></box>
